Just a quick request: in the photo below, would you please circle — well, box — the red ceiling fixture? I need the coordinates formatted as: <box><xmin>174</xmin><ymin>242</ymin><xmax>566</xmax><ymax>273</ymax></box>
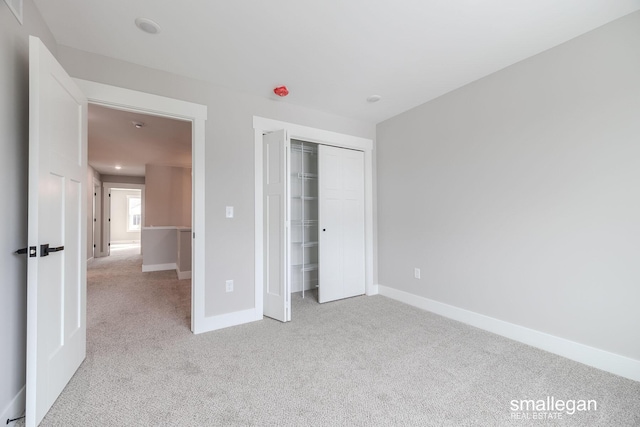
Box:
<box><xmin>273</xmin><ymin>86</ymin><xmax>289</xmax><ymax>97</ymax></box>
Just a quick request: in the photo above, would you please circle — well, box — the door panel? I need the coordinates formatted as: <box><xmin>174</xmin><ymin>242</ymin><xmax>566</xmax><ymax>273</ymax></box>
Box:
<box><xmin>27</xmin><ymin>36</ymin><xmax>87</xmax><ymax>427</ymax></box>
<box><xmin>318</xmin><ymin>146</ymin><xmax>365</xmax><ymax>303</ymax></box>
<box><xmin>263</xmin><ymin>130</ymin><xmax>290</xmax><ymax>322</ymax></box>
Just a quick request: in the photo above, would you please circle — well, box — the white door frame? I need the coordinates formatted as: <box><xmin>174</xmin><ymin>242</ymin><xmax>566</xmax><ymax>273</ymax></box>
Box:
<box><xmin>76</xmin><ymin>79</ymin><xmax>207</xmax><ymax>333</ymax></box>
<box><xmin>92</xmin><ymin>178</ymin><xmax>101</xmax><ymax>258</ymax></box>
<box><xmin>253</xmin><ymin>116</ymin><xmax>375</xmax><ymax>318</ymax></box>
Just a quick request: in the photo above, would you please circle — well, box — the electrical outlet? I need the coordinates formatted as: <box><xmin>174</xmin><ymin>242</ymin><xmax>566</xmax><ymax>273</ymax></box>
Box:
<box><xmin>414</xmin><ymin>268</ymin><xmax>421</xmax><ymax>279</ymax></box>
<box><xmin>225</xmin><ymin>280</ymin><xmax>234</xmax><ymax>292</ymax></box>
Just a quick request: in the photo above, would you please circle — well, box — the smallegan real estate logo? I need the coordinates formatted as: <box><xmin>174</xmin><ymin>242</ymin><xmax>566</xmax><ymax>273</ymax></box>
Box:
<box><xmin>509</xmin><ymin>396</ymin><xmax>597</xmax><ymax>420</ymax></box>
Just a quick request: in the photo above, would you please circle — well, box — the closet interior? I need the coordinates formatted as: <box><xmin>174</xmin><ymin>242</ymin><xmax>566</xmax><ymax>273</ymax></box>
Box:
<box><xmin>290</xmin><ymin>139</ymin><xmax>319</xmax><ymax>298</ymax></box>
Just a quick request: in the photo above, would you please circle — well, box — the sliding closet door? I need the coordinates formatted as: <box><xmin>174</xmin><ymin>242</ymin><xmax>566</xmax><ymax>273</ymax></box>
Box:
<box><xmin>318</xmin><ymin>145</ymin><xmax>365</xmax><ymax>303</ymax></box>
<box><xmin>263</xmin><ymin>130</ymin><xmax>291</xmax><ymax>321</ymax></box>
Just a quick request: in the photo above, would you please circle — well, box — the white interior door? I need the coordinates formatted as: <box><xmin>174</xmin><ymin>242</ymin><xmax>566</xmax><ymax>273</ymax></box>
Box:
<box><xmin>26</xmin><ymin>36</ymin><xmax>87</xmax><ymax>427</ymax></box>
<box><xmin>92</xmin><ymin>183</ymin><xmax>100</xmax><ymax>257</ymax></box>
<box><xmin>92</xmin><ymin>187</ymin><xmax>96</xmax><ymax>258</ymax></box>
<box><xmin>318</xmin><ymin>145</ymin><xmax>365</xmax><ymax>303</ymax></box>
<box><xmin>263</xmin><ymin>130</ymin><xmax>291</xmax><ymax>322</ymax></box>
<box><xmin>105</xmin><ymin>189</ymin><xmax>111</xmax><ymax>256</ymax></box>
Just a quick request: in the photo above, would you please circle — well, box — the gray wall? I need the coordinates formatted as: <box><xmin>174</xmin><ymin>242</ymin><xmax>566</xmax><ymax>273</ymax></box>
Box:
<box><xmin>100</xmin><ymin>174</ymin><xmax>145</xmax><ymax>185</ymax></box>
<box><xmin>0</xmin><ymin>0</ymin><xmax>58</xmax><ymax>419</ymax></box>
<box><xmin>145</xmin><ymin>164</ymin><xmax>191</xmax><ymax>227</ymax></box>
<box><xmin>110</xmin><ymin>189</ymin><xmax>142</xmax><ymax>242</ymax></box>
<box><xmin>57</xmin><ymin>46</ymin><xmax>376</xmax><ymax>318</ymax></box>
<box><xmin>377</xmin><ymin>11</ymin><xmax>640</xmax><ymax>360</ymax></box>
<box><xmin>142</xmin><ymin>228</ymin><xmax>177</xmax><ymax>267</ymax></box>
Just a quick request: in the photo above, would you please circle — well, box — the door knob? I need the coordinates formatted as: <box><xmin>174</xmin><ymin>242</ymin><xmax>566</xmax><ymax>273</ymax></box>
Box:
<box><xmin>40</xmin><ymin>244</ymin><xmax>64</xmax><ymax>257</ymax></box>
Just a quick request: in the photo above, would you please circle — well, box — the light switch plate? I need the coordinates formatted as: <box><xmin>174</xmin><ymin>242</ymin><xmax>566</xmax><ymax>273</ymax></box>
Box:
<box><xmin>226</xmin><ymin>206</ymin><xmax>234</xmax><ymax>218</ymax></box>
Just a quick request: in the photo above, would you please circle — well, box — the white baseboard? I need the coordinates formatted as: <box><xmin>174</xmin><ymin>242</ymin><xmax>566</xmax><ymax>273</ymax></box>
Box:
<box><xmin>1</xmin><ymin>386</ymin><xmax>25</xmax><ymax>425</ymax></box>
<box><xmin>177</xmin><ymin>269</ymin><xmax>191</xmax><ymax>280</ymax></box>
<box><xmin>367</xmin><ymin>283</ymin><xmax>379</xmax><ymax>296</ymax></box>
<box><xmin>142</xmin><ymin>263</ymin><xmax>176</xmax><ymax>273</ymax></box>
<box><xmin>111</xmin><ymin>240</ymin><xmax>141</xmax><ymax>244</ymax></box>
<box><xmin>378</xmin><ymin>285</ymin><xmax>640</xmax><ymax>382</ymax></box>
<box><xmin>192</xmin><ymin>308</ymin><xmax>262</xmax><ymax>334</ymax></box>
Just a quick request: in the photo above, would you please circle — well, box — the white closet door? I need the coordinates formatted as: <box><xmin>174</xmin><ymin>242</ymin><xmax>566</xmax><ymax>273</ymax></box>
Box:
<box><xmin>263</xmin><ymin>130</ymin><xmax>291</xmax><ymax>321</ymax></box>
<box><xmin>318</xmin><ymin>145</ymin><xmax>365</xmax><ymax>303</ymax></box>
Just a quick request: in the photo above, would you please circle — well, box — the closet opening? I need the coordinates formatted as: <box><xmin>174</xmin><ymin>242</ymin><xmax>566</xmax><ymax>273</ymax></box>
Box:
<box><xmin>261</xmin><ymin>123</ymin><xmax>370</xmax><ymax>323</ymax></box>
<box><xmin>290</xmin><ymin>140</ymin><xmax>319</xmax><ymax>301</ymax></box>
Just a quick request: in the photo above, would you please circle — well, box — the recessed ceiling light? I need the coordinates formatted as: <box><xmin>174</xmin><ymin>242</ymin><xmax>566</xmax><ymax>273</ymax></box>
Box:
<box><xmin>367</xmin><ymin>95</ymin><xmax>382</xmax><ymax>103</ymax></box>
<box><xmin>115</xmin><ymin>165</ymin><xmax>122</xmax><ymax>170</ymax></box>
<box><xmin>132</xmin><ymin>121</ymin><xmax>145</xmax><ymax>129</ymax></box>
<box><xmin>135</xmin><ymin>17</ymin><xmax>161</xmax><ymax>35</ymax></box>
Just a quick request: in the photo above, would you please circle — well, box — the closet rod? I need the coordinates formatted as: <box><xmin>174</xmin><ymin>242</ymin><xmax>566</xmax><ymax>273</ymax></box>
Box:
<box><xmin>291</xmin><ymin>145</ymin><xmax>317</xmax><ymax>154</ymax></box>
<box><xmin>294</xmin><ymin>172</ymin><xmax>318</xmax><ymax>180</ymax></box>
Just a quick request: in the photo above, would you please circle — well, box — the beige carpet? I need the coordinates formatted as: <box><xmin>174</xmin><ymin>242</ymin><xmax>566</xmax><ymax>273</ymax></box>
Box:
<box><xmin>108</xmin><ymin>243</ymin><xmax>141</xmax><ymax>257</ymax></box>
<box><xmin>29</xmin><ymin>253</ymin><xmax>640</xmax><ymax>426</ymax></box>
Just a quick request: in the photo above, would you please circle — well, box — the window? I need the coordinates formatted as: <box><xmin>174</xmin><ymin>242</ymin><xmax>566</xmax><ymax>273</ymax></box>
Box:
<box><xmin>127</xmin><ymin>195</ymin><xmax>141</xmax><ymax>231</ymax></box>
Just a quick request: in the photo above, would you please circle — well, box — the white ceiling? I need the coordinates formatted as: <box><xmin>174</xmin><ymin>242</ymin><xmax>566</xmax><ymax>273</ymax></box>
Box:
<box><xmin>36</xmin><ymin>0</ymin><xmax>640</xmax><ymax>123</ymax></box>
<box><xmin>88</xmin><ymin>104</ymin><xmax>191</xmax><ymax>177</ymax></box>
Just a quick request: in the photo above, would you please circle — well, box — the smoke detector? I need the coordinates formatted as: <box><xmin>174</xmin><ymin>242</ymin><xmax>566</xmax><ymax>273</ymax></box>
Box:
<box><xmin>274</xmin><ymin>86</ymin><xmax>289</xmax><ymax>97</ymax></box>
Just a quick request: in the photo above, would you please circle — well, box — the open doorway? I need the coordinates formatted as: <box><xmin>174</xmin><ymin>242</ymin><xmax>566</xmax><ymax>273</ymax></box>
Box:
<box><xmin>88</xmin><ymin>103</ymin><xmax>194</xmax><ymax>328</ymax></box>
<box><xmin>88</xmin><ymin>104</ymin><xmax>192</xmax><ymax>261</ymax></box>
<box><xmin>109</xmin><ymin>188</ymin><xmax>142</xmax><ymax>256</ymax></box>
<box><xmin>79</xmin><ymin>78</ymin><xmax>208</xmax><ymax>333</ymax></box>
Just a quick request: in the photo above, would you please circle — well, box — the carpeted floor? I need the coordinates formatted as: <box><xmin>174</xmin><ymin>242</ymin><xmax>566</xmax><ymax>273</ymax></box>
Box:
<box><xmin>31</xmin><ymin>254</ymin><xmax>640</xmax><ymax>426</ymax></box>
<box><xmin>108</xmin><ymin>243</ymin><xmax>141</xmax><ymax>257</ymax></box>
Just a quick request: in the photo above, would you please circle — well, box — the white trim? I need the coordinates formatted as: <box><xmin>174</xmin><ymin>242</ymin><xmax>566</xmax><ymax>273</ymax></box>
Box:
<box><xmin>192</xmin><ymin>308</ymin><xmax>262</xmax><ymax>334</ymax></box>
<box><xmin>254</xmin><ymin>129</ymin><xmax>264</xmax><ymax>320</ymax></box>
<box><xmin>74</xmin><ymin>79</ymin><xmax>207</xmax><ymax>121</ymax></box>
<box><xmin>253</xmin><ymin>116</ymin><xmax>372</xmax><ymax>151</ymax></box>
<box><xmin>191</xmin><ymin>118</ymin><xmax>206</xmax><ymax>333</ymax></box>
<box><xmin>92</xmin><ymin>177</ymin><xmax>102</xmax><ymax>258</ymax></box>
<box><xmin>253</xmin><ymin>116</ymin><xmax>375</xmax><ymax>319</ymax></box>
<box><xmin>142</xmin><ymin>263</ymin><xmax>177</xmax><ymax>273</ymax></box>
<box><xmin>1</xmin><ymin>386</ymin><xmax>25</xmax><ymax>425</ymax></box>
<box><xmin>177</xmin><ymin>270</ymin><xmax>192</xmax><ymax>280</ymax></box>
<box><xmin>378</xmin><ymin>285</ymin><xmax>640</xmax><ymax>382</ymax></box>
<box><xmin>77</xmin><ymin>79</ymin><xmax>207</xmax><ymax>334</ymax></box>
